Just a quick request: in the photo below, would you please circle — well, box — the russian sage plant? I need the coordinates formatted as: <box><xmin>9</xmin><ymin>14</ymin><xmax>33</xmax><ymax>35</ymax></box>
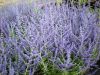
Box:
<box><xmin>0</xmin><ymin>2</ymin><xmax>100</xmax><ymax>75</ymax></box>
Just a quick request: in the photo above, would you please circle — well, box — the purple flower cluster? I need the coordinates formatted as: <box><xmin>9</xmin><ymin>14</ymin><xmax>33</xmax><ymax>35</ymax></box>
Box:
<box><xmin>0</xmin><ymin>3</ymin><xmax>100</xmax><ymax>75</ymax></box>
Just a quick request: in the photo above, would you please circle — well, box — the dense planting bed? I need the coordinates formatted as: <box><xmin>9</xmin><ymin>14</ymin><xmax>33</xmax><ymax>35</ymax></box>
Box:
<box><xmin>0</xmin><ymin>1</ymin><xmax>100</xmax><ymax>75</ymax></box>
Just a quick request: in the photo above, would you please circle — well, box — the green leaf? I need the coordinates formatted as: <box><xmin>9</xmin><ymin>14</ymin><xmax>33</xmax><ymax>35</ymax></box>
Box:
<box><xmin>92</xmin><ymin>48</ymin><xmax>99</xmax><ymax>59</ymax></box>
<box><xmin>78</xmin><ymin>0</ymin><xmax>88</xmax><ymax>5</ymax></box>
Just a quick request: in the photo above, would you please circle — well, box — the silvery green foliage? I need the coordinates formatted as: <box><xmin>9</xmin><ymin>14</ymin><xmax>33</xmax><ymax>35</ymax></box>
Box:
<box><xmin>0</xmin><ymin>3</ymin><xmax>100</xmax><ymax>75</ymax></box>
